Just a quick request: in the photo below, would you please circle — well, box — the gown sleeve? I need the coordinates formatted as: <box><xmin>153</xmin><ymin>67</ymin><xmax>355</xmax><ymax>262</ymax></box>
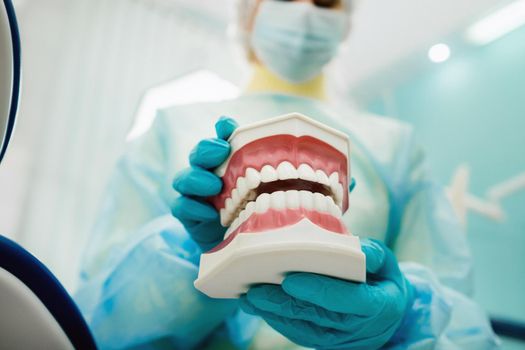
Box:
<box><xmin>74</xmin><ymin>115</ymin><xmax>241</xmax><ymax>349</ymax></box>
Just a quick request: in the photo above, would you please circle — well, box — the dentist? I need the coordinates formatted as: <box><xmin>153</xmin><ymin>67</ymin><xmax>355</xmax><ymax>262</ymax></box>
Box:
<box><xmin>75</xmin><ymin>1</ymin><xmax>499</xmax><ymax>349</ymax></box>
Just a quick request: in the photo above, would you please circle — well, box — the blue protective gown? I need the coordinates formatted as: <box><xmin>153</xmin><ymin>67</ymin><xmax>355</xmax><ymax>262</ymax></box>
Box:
<box><xmin>74</xmin><ymin>93</ymin><xmax>499</xmax><ymax>349</ymax></box>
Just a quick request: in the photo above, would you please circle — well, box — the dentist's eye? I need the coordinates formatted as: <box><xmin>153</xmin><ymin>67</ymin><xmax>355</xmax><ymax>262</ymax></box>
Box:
<box><xmin>313</xmin><ymin>0</ymin><xmax>342</xmax><ymax>8</ymax></box>
<box><xmin>273</xmin><ymin>0</ymin><xmax>342</xmax><ymax>8</ymax></box>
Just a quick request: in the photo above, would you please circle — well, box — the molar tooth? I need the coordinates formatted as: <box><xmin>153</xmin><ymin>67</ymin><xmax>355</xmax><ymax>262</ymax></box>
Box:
<box><xmin>334</xmin><ymin>183</ymin><xmax>344</xmax><ymax>207</ymax></box>
<box><xmin>331</xmin><ymin>204</ymin><xmax>342</xmax><ymax>218</ymax></box>
<box><xmin>236</xmin><ymin>177</ymin><xmax>248</xmax><ymax>199</ymax></box>
<box><xmin>326</xmin><ymin>195</ymin><xmax>336</xmax><ymax>207</ymax></box>
<box><xmin>245</xmin><ymin>168</ymin><xmax>261</xmax><ymax>189</ymax></box>
<box><xmin>224</xmin><ymin>226</ymin><xmax>235</xmax><ymax>239</ymax></box>
<box><xmin>231</xmin><ymin>189</ymin><xmax>240</xmax><ymax>206</ymax></box>
<box><xmin>285</xmin><ymin>190</ymin><xmax>300</xmax><ymax>209</ymax></box>
<box><xmin>245</xmin><ymin>201</ymin><xmax>256</xmax><ymax>216</ymax></box>
<box><xmin>224</xmin><ymin>198</ymin><xmax>234</xmax><ymax>226</ymax></box>
<box><xmin>329</xmin><ymin>172</ymin><xmax>342</xmax><ymax>204</ymax></box>
<box><xmin>299</xmin><ymin>190</ymin><xmax>314</xmax><ymax>210</ymax></box>
<box><xmin>260</xmin><ymin>165</ymin><xmax>278</xmax><ymax>183</ymax></box>
<box><xmin>270</xmin><ymin>191</ymin><xmax>286</xmax><ymax>210</ymax></box>
<box><xmin>326</xmin><ymin>196</ymin><xmax>341</xmax><ymax>218</ymax></box>
<box><xmin>298</xmin><ymin>164</ymin><xmax>317</xmax><ymax>182</ymax></box>
<box><xmin>229</xmin><ymin>217</ymin><xmax>240</xmax><ymax>233</ymax></box>
<box><xmin>220</xmin><ymin>208</ymin><xmax>229</xmax><ymax>226</ymax></box>
<box><xmin>239</xmin><ymin>208</ymin><xmax>248</xmax><ymax>223</ymax></box>
<box><xmin>256</xmin><ymin>193</ymin><xmax>271</xmax><ymax>213</ymax></box>
<box><xmin>314</xmin><ymin>193</ymin><xmax>328</xmax><ymax>212</ymax></box>
<box><xmin>224</xmin><ymin>219</ymin><xmax>240</xmax><ymax>239</ymax></box>
<box><xmin>316</xmin><ymin>170</ymin><xmax>330</xmax><ymax>186</ymax></box>
<box><xmin>277</xmin><ymin>161</ymin><xmax>298</xmax><ymax>180</ymax></box>
<box><xmin>224</xmin><ymin>217</ymin><xmax>233</xmax><ymax>228</ymax></box>
<box><xmin>329</xmin><ymin>172</ymin><xmax>340</xmax><ymax>187</ymax></box>
<box><xmin>225</xmin><ymin>198</ymin><xmax>234</xmax><ymax>213</ymax></box>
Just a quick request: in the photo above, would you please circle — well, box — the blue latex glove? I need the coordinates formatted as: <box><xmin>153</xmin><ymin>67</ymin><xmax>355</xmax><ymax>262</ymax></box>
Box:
<box><xmin>172</xmin><ymin>116</ymin><xmax>238</xmax><ymax>251</ymax></box>
<box><xmin>239</xmin><ymin>239</ymin><xmax>414</xmax><ymax>350</ymax></box>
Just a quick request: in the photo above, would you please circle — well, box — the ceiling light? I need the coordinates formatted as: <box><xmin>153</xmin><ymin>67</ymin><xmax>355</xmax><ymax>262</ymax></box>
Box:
<box><xmin>466</xmin><ymin>0</ymin><xmax>525</xmax><ymax>45</ymax></box>
<box><xmin>428</xmin><ymin>43</ymin><xmax>451</xmax><ymax>63</ymax></box>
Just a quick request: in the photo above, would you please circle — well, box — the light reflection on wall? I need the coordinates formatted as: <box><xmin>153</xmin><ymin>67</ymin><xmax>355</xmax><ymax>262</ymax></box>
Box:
<box><xmin>127</xmin><ymin>70</ymin><xmax>240</xmax><ymax>141</ymax></box>
<box><xmin>360</xmin><ymin>25</ymin><xmax>525</xmax><ymax>324</ymax></box>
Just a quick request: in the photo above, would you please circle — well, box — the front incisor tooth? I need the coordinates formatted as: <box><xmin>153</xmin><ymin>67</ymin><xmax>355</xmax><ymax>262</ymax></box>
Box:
<box><xmin>236</xmin><ymin>177</ymin><xmax>248</xmax><ymax>198</ymax></box>
<box><xmin>271</xmin><ymin>191</ymin><xmax>286</xmax><ymax>210</ymax></box>
<box><xmin>277</xmin><ymin>161</ymin><xmax>298</xmax><ymax>180</ymax></box>
<box><xmin>300</xmin><ymin>190</ymin><xmax>314</xmax><ymax>210</ymax></box>
<box><xmin>260</xmin><ymin>165</ymin><xmax>278</xmax><ymax>182</ymax></box>
<box><xmin>256</xmin><ymin>193</ymin><xmax>271</xmax><ymax>213</ymax></box>
<box><xmin>286</xmin><ymin>190</ymin><xmax>300</xmax><ymax>209</ymax></box>
<box><xmin>314</xmin><ymin>192</ymin><xmax>328</xmax><ymax>212</ymax></box>
<box><xmin>245</xmin><ymin>168</ymin><xmax>261</xmax><ymax>189</ymax></box>
<box><xmin>316</xmin><ymin>170</ymin><xmax>330</xmax><ymax>186</ymax></box>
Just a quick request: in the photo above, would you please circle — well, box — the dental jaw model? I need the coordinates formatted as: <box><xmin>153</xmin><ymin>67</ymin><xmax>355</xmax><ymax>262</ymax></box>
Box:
<box><xmin>194</xmin><ymin>113</ymin><xmax>365</xmax><ymax>298</ymax></box>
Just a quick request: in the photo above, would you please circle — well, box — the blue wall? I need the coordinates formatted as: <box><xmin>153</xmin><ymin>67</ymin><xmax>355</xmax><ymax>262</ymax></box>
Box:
<box><xmin>365</xmin><ymin>26</ymin><xmax>525</xmax><ymax>328</ymax></box>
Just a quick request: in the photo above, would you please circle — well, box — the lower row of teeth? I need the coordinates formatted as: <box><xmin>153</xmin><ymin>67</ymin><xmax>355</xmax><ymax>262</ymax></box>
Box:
<box><xmin>225</xmin><ymin>190</ymin><xmax>341</xmax><ymax>237</ymax></box>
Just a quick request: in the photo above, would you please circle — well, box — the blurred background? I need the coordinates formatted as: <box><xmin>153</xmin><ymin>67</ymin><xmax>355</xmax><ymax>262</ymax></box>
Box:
<box><xmin>0</xmin><ymin>0</ymin><xmax>524</xmax><ymax>347</ymax></box>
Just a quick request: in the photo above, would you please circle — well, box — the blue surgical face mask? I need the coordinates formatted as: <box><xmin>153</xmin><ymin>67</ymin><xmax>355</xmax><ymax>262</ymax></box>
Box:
<box><xmin>251</xmin><ymin>1</ymin><xmax>349</xmax><ymax>84</ymax></box>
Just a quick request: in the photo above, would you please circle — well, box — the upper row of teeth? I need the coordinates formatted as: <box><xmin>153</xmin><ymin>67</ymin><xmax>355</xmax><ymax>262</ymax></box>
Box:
<box><xmin>225</xmin><ymin>190</ymin><xmax>341</xmax><ymax>238</ymax></box>
<box><xmin>220</xmin><ymin>161</ymin><xmax>344</xmax><ymax>226</ymax></box>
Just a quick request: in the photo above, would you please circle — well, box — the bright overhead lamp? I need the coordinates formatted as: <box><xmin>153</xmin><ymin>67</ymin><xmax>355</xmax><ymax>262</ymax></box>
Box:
<box><xmin>466</xmin><ymin>0</ymin><xmax>525</xmax><ymax>45</ymax></box>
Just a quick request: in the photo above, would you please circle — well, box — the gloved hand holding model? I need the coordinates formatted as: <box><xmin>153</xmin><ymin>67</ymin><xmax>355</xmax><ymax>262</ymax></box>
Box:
<box><xmin>240</xmin><ymin>239</ymin><xmax>414</xmax><ymax>349</ymax></box>
<box><xmin>173</xmin><ymin>115</ymin><xmax>407</xmax><ymax>350</ymax></box>
<box><xmin>182</xmin><ymin>112</ymin><xmax>366</xmax><ymax>299</ymax></box>
<box><xmin>172</xmin><ymin>117</ymin><xmax>238</xmax><ymax>252</ymax></box>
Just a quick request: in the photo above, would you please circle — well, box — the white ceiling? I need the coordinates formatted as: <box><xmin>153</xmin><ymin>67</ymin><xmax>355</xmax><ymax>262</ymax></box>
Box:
<box><xmin>338</xmin><ymin>0</ymin><xmax>508</xmax><ymax>88</ymax></box>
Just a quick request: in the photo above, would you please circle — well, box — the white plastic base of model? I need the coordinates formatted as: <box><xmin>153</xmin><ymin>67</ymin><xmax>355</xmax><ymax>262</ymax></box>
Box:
<box><xmin>194</xmin><ymin>219</ymin><xmax>366</xmax><ymax>298</ymax></box>
<box><xmin>0</xmin><ymin>267</ymin><xmax>74</xmax><ymax>350</ymax></box>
